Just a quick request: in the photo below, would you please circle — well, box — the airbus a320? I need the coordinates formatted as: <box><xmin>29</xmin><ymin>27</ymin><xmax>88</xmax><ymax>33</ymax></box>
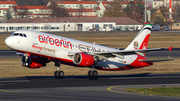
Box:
<box><xmin>5</xmin><ymin>22</ymin><xmax>173</xmax><ymax>78</ymax></box>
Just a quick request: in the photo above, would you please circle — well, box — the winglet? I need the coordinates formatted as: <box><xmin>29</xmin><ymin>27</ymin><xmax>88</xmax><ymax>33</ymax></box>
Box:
<box><xmin>168</xmin><ymin>46</ymin><xmax>173</xmax><ymax>52</ymax></box>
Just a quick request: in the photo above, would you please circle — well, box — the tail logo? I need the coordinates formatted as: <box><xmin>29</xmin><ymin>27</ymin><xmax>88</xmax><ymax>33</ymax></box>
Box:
<box><xmin>142</xmin><ymin>42</ymin><xmax>147</xmax><ymax>49</ymax></box>
<box><xmin>134</xmin><ymin>41</ymin><xmax>138</xmax><ymax>49</ymax></box>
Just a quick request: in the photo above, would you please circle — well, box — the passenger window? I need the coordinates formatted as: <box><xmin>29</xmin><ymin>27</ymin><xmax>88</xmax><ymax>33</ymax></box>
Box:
<box><xmin>23</xmin><ymin>34</ymin><xmax>27</xmax><ymax>37</ymax></box>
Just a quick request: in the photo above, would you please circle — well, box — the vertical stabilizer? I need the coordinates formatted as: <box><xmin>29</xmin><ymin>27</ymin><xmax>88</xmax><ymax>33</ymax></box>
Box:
<box><xmin>125</xmin><ymin>22</ymin><xmax>152</xmax><ymax>50</ymax></box>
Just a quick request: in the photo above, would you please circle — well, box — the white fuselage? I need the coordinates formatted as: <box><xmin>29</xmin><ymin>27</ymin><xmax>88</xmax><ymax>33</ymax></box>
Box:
<box><xmin>5</xmin><ymin>30</ymin><xmax>137</xmax><ymax>70</ymax></box>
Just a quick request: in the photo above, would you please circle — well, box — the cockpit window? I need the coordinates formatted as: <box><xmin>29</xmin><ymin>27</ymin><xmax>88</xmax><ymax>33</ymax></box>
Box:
<box><xmin>13</xmin><ymin>33</ymin><xmax>19</xmax><ymax>36</ymax></box>
<box><xmin>23</xmin><ymin>34</ymin><xmax>27</xmax><ymax>37</ymax></box>
<box><xmin>13</xmin><ymin>33</ymin><xmax>27</xmax><ymax>37</ymax></box>
<box><xmin>19</xmin><ymin>33</ymin><xmax>23</xmax><ymax>36</ymax></box>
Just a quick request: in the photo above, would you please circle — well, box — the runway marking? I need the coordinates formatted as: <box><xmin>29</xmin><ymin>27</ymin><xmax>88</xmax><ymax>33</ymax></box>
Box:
<box><xmin>0</xmin><ymin>84</ymin><xmax>5</xmax><ymax>86</ymax></box>
<box><xmin>107</xmin><ymin>86</ymin><xmax>140</xmax><ymax>95</ymax></box>
<box><xmin>0</xmin><ymin>83</ymin><xmax>17</xmax><ymax>93</ymax></box>
<box><xmin>0</xmin><ymin>89</ymin><xmax>17</xmax><ymax>93</ymax></box>
<box><xmin>107</xmin><ymin>86</ymin><xmax>129</xmax><ymax>94</ymax></box>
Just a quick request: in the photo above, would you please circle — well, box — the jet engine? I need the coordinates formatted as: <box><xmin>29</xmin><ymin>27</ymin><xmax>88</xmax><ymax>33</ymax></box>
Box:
<box><xmin>22</xmin><ymin>55</ymin><xmax>49</xmax><ymax>68</ymax></box>
<box><xmin>73</xmin><ymin>52</ymin><xmax>94</xmax><ymax>67</ymax></box>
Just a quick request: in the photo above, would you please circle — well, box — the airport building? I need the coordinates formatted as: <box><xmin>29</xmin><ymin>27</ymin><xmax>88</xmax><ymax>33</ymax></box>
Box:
<box><xmin>1</xmin><ymin>17</ymin><xmax>142</xmax><ymax>32</ymax></box>
<box><xmin>0</xmin><ymin>1</ymin><xmax>17</xmax><ymax>17</ymax></box>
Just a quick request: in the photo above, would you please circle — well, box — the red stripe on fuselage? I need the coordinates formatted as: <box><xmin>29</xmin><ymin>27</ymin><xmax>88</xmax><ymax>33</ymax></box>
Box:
<box><xmin>15</xmin><ymin>50</ymin><xmax>74</xmax><ymax>64</ymax></box>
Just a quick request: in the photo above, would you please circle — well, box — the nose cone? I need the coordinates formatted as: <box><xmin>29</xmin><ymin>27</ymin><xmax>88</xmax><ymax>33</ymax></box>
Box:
<box><xmin>5</xmin><ymin>36</ymin><xmax>13</xmax><ymax>48</ymax></box>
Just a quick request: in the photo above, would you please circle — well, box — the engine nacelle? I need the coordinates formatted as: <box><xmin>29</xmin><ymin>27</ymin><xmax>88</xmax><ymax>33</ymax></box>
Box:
<box><xmin>73</xmin><ymin>52</ymin><xmax>94</xmax><ymax>67</ymax></box>
<box><xmin>22</xmin><ymin>55</ymin><xmax>47</xmax><ymax>68</ymax></box>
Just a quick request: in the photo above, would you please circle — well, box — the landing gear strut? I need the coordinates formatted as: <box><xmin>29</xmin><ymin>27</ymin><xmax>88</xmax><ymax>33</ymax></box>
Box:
<box><xmin>54</xmin><ymin>62</ymin><xmax>64</xmax><ymax>78</ymax></box>
<box><xmin>88</xmin><ymin>66</ymin><xmax>98</xmax><ymax>77</ymax></box>
<box><xmin>22</xmin><ymin>53</ymin><xmax>30</xmax><ymax>67</ymax></box>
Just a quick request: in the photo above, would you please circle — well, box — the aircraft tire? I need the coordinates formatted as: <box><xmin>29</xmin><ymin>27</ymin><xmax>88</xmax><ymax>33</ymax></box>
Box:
<box><xmin>54</xmin><ymin>71</ymin><xmax>58</xmax><ymax>78</ymax></box>
<box><xmin>22</xmin><ymin>62</ymin><xmax>26</xmax><ymax>67</ymax></box>
<box><xmin>88</xmin><ymin>71</ymin><xmax>92</xmax><ymax>77</ymax></box>
<box><xmin>58</xmin><ymin>71</ymin><xmax>64</xmax><ymax>78</ymax></box>
<box><xmin>92</xmin><ymin>70</ymin><xmax>98</xmax><ymax>77</ymax></box>
<box><xmin>88</xmin><ymin>70</ymin><xmax>98</xmax><ymax>77</ymax></box>
<box><xmin>54</xmin><ymin>71</ymin><xmax>64</xmax><ymax>78</ymax></box>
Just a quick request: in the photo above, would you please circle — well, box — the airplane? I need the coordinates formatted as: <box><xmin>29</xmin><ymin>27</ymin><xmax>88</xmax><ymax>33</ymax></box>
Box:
<box><xmin>5</xmin><ymin>22</ymin><xmax>173</xmax><ymax>78</ymax></box>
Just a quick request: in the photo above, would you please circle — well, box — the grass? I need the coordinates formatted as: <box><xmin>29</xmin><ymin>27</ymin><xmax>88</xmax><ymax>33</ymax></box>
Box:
<box><xmin>126</xmin><ymin>87</ymin><xmax>180</xmax><ymax>97</ymax></box>
<box><xmin>0</xmin><ymin>57</ymin><xmax>179</xmax><ymax>77</ymax></box>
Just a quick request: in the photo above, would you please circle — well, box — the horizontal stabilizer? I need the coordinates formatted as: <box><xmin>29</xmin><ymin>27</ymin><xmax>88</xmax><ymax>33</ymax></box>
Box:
<box><xmin>139</xmin><ymin>59</ymin><xmax>174</xmax><ymax>62</ymax></box>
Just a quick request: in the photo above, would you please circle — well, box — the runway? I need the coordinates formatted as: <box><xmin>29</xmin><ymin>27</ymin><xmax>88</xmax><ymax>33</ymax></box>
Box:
<box><xmin>0</xmin><ymin>73</ymin><xmax>180</xmax><ymax>101</ymax></box>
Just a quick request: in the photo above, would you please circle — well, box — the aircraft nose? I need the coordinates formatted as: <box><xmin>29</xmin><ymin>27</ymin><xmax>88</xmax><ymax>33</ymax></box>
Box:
<box><xmin>5</xmin><ymin>36</ymin><xmax>13</xmax><ymax>48</ymax></box>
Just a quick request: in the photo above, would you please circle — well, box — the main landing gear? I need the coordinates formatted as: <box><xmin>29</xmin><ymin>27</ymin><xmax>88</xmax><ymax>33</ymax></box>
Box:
<box><xmin>88</xmin><ymin>66</ymin><xmax>98</xmax><ymax>77</ymax></box>
<box><xmin>53</xmin><ymin>63</ymin><xmax>98</xmax><ymax>78</ymax></box>
<box><xmin>54</xmin><ymin>62</ymin><xmax>64</xmax><ymax>78</ymax></box>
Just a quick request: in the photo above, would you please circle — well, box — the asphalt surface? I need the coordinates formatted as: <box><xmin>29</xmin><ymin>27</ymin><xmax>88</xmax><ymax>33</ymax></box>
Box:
<box><xmin>0</xmin><ymin>73</ymin><xmax>180</xmax><ymax>101</ymax></box>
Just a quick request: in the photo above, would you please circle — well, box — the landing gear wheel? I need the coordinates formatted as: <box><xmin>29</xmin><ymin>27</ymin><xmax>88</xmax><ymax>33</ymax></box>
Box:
<box><xmin>54</xmin><ymin>71</ymin><xmax>58</xmax><ymax>78</ymax></box>
<box><xmin>22</xmin><ymin>62</ymin><xmax>26</xmax><ymax>67</ymax></box>
<box><xmin>88</xmin><ymin>70</ymin><xmax>98</xmax><ymax>77</ymax></box>
<box><xmin>58</xmin><ymin>71</ymin><xmax>64</xmax><ymax>78</ymax></box>
<box><xmin>88</xmin><ymin>71</ymin><xmax>92</xmax><ymax>77</ymax></box>
<box><xmin>54</xmin><ymin>71</ymin><xmax>64</xmax><ymax>78</ymax></box>
<box><xmin>92</xmin><ymin>70</ymin><xmax>98</xmax><ymax>77</ymax></box>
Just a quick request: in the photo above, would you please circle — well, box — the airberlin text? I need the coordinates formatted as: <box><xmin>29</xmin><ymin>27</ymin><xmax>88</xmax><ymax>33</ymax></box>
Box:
<box><xmin>38</xmin><ymin>35</ymin><xmax>72</xmax><ymax>49</ymax></box>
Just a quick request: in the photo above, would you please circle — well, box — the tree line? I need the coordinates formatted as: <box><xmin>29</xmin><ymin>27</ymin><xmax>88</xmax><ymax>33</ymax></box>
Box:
<box><xmin>103</xmin><ymin>0</ymin><xmax>145</xmax><ymax>23</ymax></box>
<box><xmin>5</xmin><ymin>0</ymin><xmax>180</xmax><ymax>26</ymax></box>
<box><xmin>103</xmin><ymin>0</ymin><xmax>180</xmax><ymax>26</ymax></box>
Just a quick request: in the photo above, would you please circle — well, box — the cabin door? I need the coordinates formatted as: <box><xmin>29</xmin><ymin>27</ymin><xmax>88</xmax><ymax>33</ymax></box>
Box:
<box><xmin>32</xmin><ymin>33</ymin><xmax>38</xmax><ymax>45</ymax></box>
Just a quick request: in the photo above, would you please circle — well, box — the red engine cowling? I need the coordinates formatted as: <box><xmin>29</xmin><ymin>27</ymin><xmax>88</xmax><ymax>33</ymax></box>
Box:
<box><xmin>22</xmin><ymin>55</ymin><xmax>45</xmax><ymax>68</ymax></box>
<box><xmin>73</xmin><ymin>52</ymin><xmax>94</xmax><ymax>67</ymax></box>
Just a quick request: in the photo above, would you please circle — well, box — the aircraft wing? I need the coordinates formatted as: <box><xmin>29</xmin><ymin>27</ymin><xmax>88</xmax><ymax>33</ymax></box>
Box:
<box><xmin>88</xmin><ymin>47</ymin><xmax>172</xmax><ymax>58</ymax></box>
<box><xmin>139</xmin><ymin>59</ymin><xmax>174</xmax><ymax>62</ymax></box>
